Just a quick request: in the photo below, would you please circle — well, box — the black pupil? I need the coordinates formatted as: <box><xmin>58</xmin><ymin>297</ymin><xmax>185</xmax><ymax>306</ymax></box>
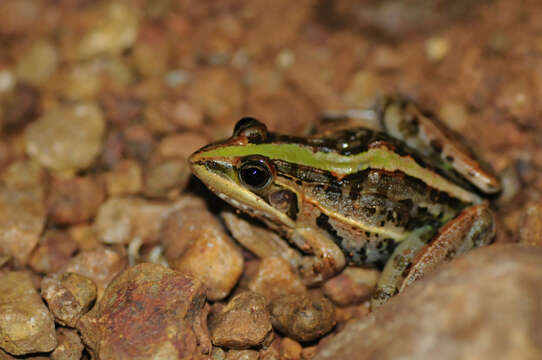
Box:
<box><xmin>240</xmin><ymin>165</ymin><xmax>269</xmax><ymax>189</ymax></box>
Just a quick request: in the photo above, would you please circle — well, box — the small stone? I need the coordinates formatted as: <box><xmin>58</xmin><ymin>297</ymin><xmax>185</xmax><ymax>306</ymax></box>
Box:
<box><xmin>25</xmin><ymin>103</ymin><xmax>105</xmax><ymax>174</ymax></box>
<box><xmin>159</xmin><ymin>134</ymin><xmax>209</xmax><ymax>163</ymax></box>
<box><xmin>105</xmin><ymin>159</ymin><xmax>143</xmax><ymax>196</ymax></box>
<box><xmin>259</xmin><ymin>337</ymin><xmax>280</xmax><ymax>360</ymax></box>
<box><xmin>0</xmin><ymin>186</ymin><xmax>45</xmax><ymax>265</ymax></box>
<box><xmin>77</xmin><ymin>263</ymin><xmax>209</xmax><ymax>360</ymax></box>
<box><xmin>41</xmin><ymin>272</ymin><xmax>97</xmax><ymax>327</ymax></box>
<box><xmin>170</xmin><ymin>210</ymin><xmax>244</xmax><ymax>301</ymax></box>
<box><xmin>68</xmin><ymin>224</ymin><xmax>100</xmax><ymax>251</ymax></box>
<box><xmin>248</xmin><ymin>257</ymin><xmax>306</xmax><ymax>301</ymax></box>
<box><xmin>270</xmin><ymin>294</ymin><xmax>336</xmax><ymax>342</ymax></box>
<box><xmin>314</xmin><ymin>245</ymin><xmax>542</xmax><ymax>360</ymax></box>
<box><xmin>334</xmin><ymin>303</ymin><xmax>371</xmax><ymax>331</ymax></box>
<box><xmin>425</xmin><ymin>36</ymin><xmax>450</xmax><ymax>62</ymax></box>
<box><xmin>94</xmin><ymin>196</ymin><xmax>176</xmax><ymax>245</ymax></box>
<box><xmin>323</xmin><ymin>268</ymin><xmax>380</xmax><ymax>306</ymax></box>
<box><xmin>76</xmin><ymin>2</ymin><xmax>139</xmax><ymax>60</ymax></box>
<box><xmin>301</xmin><ymin>345</ymin><xmax>317</xmax><ymax>359</ymax></box>
<box><xmin>1</xmin><ymin>160</ymin><xmax>45</xmax><ymax>189</ymax></box>
<box><xmin>143</xmin><ymin>158</ymin><xmax>191</xmax><ymax>199</ymax></box>
<box><xmin>159</xmin><ymin>198</ymin><xmax>213</xmax><ymax>260</ymax></box>
<box><xmin>0</xmin><ymin>69</ymin><xmax>16</xmax><ymax>94</ymax></box>
<box><xmin>0</xmin><ymin>0</ymin><xmax>41</xmax><ymax>36</ymax></box>
<box><xmin>209</xmin><ymin>291</ymin><xmax>272</xmax><ymax>349</ymax></box>
<box><xmin>437</xmin><ymin>101</ymin><xmax>471</xmax><ymax>133</ymax></box>
<box><xmin>518</xmin><ymin>202</ymin><xmax>542</xmax><ymax>247</ymax></box>
<box><xmin>212</xmin><ymin>347</ymin><xmax>227</xmax><ymax>360</ymax></box>
<box><xmin>143</xmin><ymin>100</ymin><xmax>178</xmax><ymax>135</ymax></box>
<box><xmin>280</xmin><ymin>338</ymin><xmax>302</xmax><ymax>360</ymax></box>
<box><xmin>61</xmin><ymin>247</ymin><xmax>127</xmax><ymax>299</ymax></box>
<box><xmin>188</xmin><ymin>68</ymin><xmax>243</xmax><ymax>123</ymax></box>
<box><xmin>170</xmin><ymin>101</ymin><xmax>204</xmax><ymax>129</ymax></box>
<box><xmin>52</xmin><ymin>61</ymin><xmax>104</xmax><ymax>101</ymax></box>
<box><xmin>100</xmin><ymin>93</ymin><xmax>143</xmax><ymax>127</ymax></box>
<box><xmin>0</xmin><ymin>84</ymin><xmax>40</xmax><ymax>132</ymax></box>
<box><xmin>50</xmin><ymin>328</ymin><xmax>84</xmax><ymax>360</ymax></box>
<box><xmin>47</xmin><ymin>175</ymin><xmax>105</xmax><ymax>225</ymax></box>
<box><xmin>342</xmin><ymin>70</ymin><xmax>382</xmax><ymax>108</ymax></box>
<box><xmin>0</xmin><ymin>272</ymin><xmax>57</xmax><ymax>355</ymax></box>
<box><xmin>226</xmin><ymin>349</ymin><xmax>259</xmax><ymax>360</ymax></box>
<box><xmin>15</xmin><ymin>39</ymin><xmax>59</xmax><ymax>86</ymax></box>
<box><xmin>29</xmin><ymin>230</ymin><xmax>78</xmax><ymax>274</ymax></box>
<box><xmin>132</xmin><ymin>33</ymin><xmax>171</xmax><ymax>77</ymax></box>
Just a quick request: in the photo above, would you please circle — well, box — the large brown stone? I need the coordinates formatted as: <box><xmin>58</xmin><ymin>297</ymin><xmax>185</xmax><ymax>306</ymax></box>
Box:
<box><xmin>77</xmin><ymin>263</ymin><xmax>209</xmax><ymax>360</ymax></box>
<box><xmin>315</xmin><ymin>244</ymin><xmax>542</xmax><ymax>360</ymax></box>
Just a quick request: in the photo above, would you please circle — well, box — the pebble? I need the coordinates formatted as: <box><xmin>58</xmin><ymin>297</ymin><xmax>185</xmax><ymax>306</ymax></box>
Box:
<box><xmin>209</xmin><ymin>291</ymin><xmax>272</xmax><ymax>349</ymax></box>
<box><xmin>1</xmin><ymin>84</ymin><xmax>40</xmax><ymax>132</ymax></box>
<box><xmin>0</xmin><ymin>0</ymin><xmax>41</xmax><ymax>36</ymax></box>
<box><xmin>270</xmin><ymin>294</ymin><xmax>336</xmax><ymax>342</ymax></box>
<box><xmin>259</xmin><ymin>337</ymin><xmax>281</xmax><ymax>360</ymax></box>
<box><xmin>53</xmin><ymin>61</ymin><xmax>104</xmax><ymax>101</ymax></box>
<box><xmin>24</xmin><ymin>103</ymin><xmax>106</xmax><ymax>174</ymax></box>
<box><xmin>15</xmin><ymin>39</ymin><xmax>59</xmax><ymax>86</ymax></box>
<box><xmin>47</xmin><ymin>175</ymin><xmax>105</xmax><ymax>225</ymax></box>
<box><xmin>159</xmin><ymin>198</ymin><xmax>212</xmax><ymax>260</ymax></box>
<box><xmin>322</xmin><ymin>268</ymin><xmax>380</xmax><ymax>306</ymax></box>
<box><xmin>143</xmin><ymin>158</ymin><xmax>190</xmax><ymax>199</ymax></box>
<box><xmin>0</xmin><ymin>272</ymin><xmax>57</xmax><ymax>355</ymax></box>
<box><xmin>41</xmin><ymin>272</ymin><xmax>97</xmax><ymax>327</ymax></box>
<box><xmin>94</xmin><ymin>196</ymin><xmax>176</xmax><ymax>245</ymax></box>
<box><xmin>187</xmin><ymin>68</ymin><xmax>243</xmax><ymax>123</ymax></box>
<box><xmin>248</xmin><ymin>257</ymin><xmax>306</xmax><ymax>301</ymax></box>
<box><xmin>225</xmin><ymin>349</ymin><xmax>259</xmax><ymax>360</ymax></box>
<box><xmin>61</xmin><ymin>246</ymin><xmax>127</xmax><ymax>299</ymax></box>
<box><xmin>226</xmin><ymin>350</ymin><xmax>259</xmax><ymax>360</ymax></box>
<box><xmin>75</xmin><ymin>2</ymin><xmax>139</xmax><ymax>60</ymax></box>
<box><xmin>50</xmin><ymin>328</ymin><xmax>84</xmax><ymax>360</ymax></box>
<box><xmin>29</xmin><ymin>230</ymin><xmax>78</xmax><ymax>274</ymax></box>
<box><xmin>77</xmin><ymin>263</ymin><xmax>210</xmax><ymax>359</ymax></box>
<box><xmin>157</xmin><ymin>132</ymin><xmax>209</xmax><ymax>160</ymax></box>
<box><xmin>315</xmin><ymin>245</ymin><xmax>542</xmax><ymax>360</ymax></box>
<box><xmin>517</xmin><ymin>202</ymin><xmax>542</xmax><ymax>247</ymax></box>
<box><xmin>280</xmin><ymin>338</ymin><xmax>302</xmax><ymax>360</ymax></box>
<box><xmin>105</xmin><ymin>159</ymin><xmax>143</xmax><ymax>196</ymax></box>
<box><xmin>0</xmin><ymin>186</ymin><xmax>45</xmax><ymax>265</ymax></box>
<box><xmin>170</xmin><ymin>209</ymin><xmax>244</xmax><ymax>301</ymax></box>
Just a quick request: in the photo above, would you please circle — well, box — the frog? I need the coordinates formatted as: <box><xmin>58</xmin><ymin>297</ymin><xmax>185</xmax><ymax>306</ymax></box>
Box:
<box><xmin>189</xmin><ymin>96</ymin><xmax>500</xmax><ymax>308</ymax></box>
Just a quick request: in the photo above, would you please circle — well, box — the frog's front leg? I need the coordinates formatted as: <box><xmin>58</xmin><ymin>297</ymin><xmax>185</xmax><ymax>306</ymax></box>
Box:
<box><xmin>371</xmin><ymin>203</ymin><xmax>495</xmax><ymax>309</ymax></box>
<box><xmin>291</xmin><ymin>226</ymin><xmax>346</xmax><ymax>285</ymax></box>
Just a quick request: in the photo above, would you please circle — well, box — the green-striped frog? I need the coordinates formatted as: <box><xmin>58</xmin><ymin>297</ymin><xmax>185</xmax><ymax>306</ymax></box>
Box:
<box><xmin>189</xmin><ymin>97</ymin><xmax>500</xmax><ymax>308</ymax></box>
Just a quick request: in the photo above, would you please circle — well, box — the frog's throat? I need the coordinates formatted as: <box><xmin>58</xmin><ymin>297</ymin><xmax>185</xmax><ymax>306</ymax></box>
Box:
<box><xmin>191</xmin><ymin>143</ymin><xmax>482</xmax><ymax>204</ymax></box>
<box><xmin>191</xmin><ymin>163</ymin><xmax>296</xmax><ymax>229</ymax></box>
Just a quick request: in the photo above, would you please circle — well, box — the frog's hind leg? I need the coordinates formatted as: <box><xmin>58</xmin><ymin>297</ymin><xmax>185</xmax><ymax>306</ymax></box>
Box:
<box><xmin>400</xmin><ymin>203</ymin><xmax>495</xmax><ymax>291</ymax></box>
<box><xmin>371</xmin><ymin>225</ymin><xmax>436</xmax><ymax>309</ymax></box>
<box><xmin>378</xmin><ymin>96</ymin><xmax>501</xmax><ymax>194</ymax></box>
<box><xmin>371</xmin><ymin>203</ymin><xmax>495</xmax><ymax>309</ymax></box>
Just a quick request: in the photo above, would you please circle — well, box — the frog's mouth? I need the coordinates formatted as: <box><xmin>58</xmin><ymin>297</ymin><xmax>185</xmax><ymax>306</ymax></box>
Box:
<box><xmin>190</xmin><ymin>161</ymin><xmax>296</xmax><ymax>230</ymax></box>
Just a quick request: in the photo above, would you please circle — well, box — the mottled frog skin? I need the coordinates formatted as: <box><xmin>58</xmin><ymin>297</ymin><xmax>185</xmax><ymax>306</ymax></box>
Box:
<box><xmin>189</xmin><ymin>96</ymin><xmax>500</xmax><ymax>307</ymax></box>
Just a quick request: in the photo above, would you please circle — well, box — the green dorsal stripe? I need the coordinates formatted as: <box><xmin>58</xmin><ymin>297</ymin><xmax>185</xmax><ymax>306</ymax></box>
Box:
<box><xmin>193</xmin><ymin>143</ymin><xmax>481</xmax><ymax>203</ymax></box>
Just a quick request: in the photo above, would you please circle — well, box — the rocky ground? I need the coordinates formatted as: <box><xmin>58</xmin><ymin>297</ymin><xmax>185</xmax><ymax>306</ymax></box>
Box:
<box><xmin>1</xmin><ymin>0</ymin><xmax>542</xmax><ymax>359</ymax></box>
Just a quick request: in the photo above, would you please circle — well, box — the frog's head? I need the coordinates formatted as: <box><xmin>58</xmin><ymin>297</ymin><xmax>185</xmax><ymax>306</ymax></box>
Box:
<box><xmin>189</xmin><ymin>118</ymin><xmax>299</xmax><ymax>231</ymax></box>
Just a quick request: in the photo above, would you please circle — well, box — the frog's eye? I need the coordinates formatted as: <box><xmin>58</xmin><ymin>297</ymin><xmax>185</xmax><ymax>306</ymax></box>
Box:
<box><xmin>238</xmin><ymin>158</ymin><xmax>273</xmax><ymax>190</ymax></box>
<box><xmin>233</xmin><ymin>117</ymin><xmax>268</xmax><ymax>143</ymax></box>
